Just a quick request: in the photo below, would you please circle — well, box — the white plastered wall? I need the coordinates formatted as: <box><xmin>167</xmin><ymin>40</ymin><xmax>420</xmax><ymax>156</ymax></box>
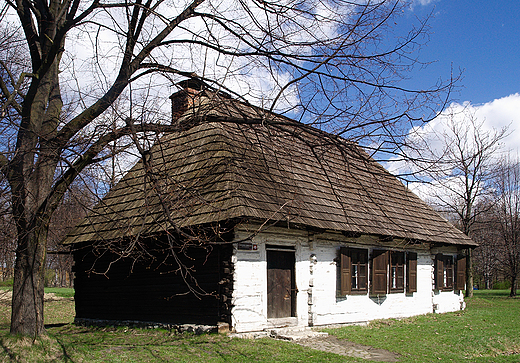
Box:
<box><xmin>231</xmin><ymin>226</ymin><xmax>311</xmax><ymax>332</ymax></box>
<box><xmin>431</xmin><ymin>246</ymin><xmax>466</xmax><ymax>314</ymax></box>
<box><xmin>230</xmin><ymin>225</ymin><xmax>465</xmax><ymax>333</ymax></box>
<box><xmin>310</xmin><ymin>244</ymin><xmax>434</xmax><ymax>326</ymax></box>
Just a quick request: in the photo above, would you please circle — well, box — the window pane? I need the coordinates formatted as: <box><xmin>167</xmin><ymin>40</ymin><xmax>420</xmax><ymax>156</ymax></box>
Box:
<box><xmin>339</xmin><ymin>248</ymin><xmax>368</xmax><ymax>294</ymax></box>
<box><xmin>352</xmin><ymin>265</ymin><xmax>358</xmax><ymax>289</ymax></box>
<box><xmin>359</xmin><ymin>276</ymin><xmax>367</xmax><ymax>289</ymax></box>
<box><xmin>359</xmin><ymin>265</ymin><xmax>366</xmax><ymax>278</ymax></box>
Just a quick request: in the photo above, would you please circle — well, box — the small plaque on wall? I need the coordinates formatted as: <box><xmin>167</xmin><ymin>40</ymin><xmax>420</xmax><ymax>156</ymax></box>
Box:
<box><xmin>237</xmin><ymin>242</ymin><xmax>258</xmax><ymax>251</ymax></box>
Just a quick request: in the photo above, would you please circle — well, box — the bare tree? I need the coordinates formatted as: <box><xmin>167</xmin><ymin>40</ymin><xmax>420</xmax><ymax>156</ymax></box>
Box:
<box><xmin>472</xmin><ymin>206</ymin><xmax>502</xmax><ymax>289</ymax></box>
<box><xmin>0</xmin><ymin>16</ymin><xmax>19</xmax><ymax>282</ymax></box>
<box><xmin>46</xmin><ymin>182</ymin><xmax>96</xmax><ymax>287</ymax></box>
<box><xmin>0</xmin><ymin>189</ymin><xmax>16</xmax><ymax>282</ymax></box>
<box><xmin>0</xmin><ymin>0</ymin><xmax>455</xmax><ymax>336</ymax></box>
<box><xmin>408</xmin><ymin>108</ymin><xmax>509</xmax><ymax>297</ymax></box>
<box><xmin>491</xmin><ymin>157</ymin><xmax>520</xmax><ymax>297</ymax></box>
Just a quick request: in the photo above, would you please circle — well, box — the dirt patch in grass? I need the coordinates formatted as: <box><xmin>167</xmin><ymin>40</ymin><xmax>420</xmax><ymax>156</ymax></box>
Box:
<box><xmin>297</xmin><ymin>335</ymin><xmax>400</xmax><ymax>362</ymax></box>
<box><xmin>0</xmin><ymin>290</ymin><xmax>11</xmax><ymax>306</ymax></box>
<box><xmin>0</xmin><ymin>290</ymin><xmax>73</xmax><ymax>305</ymax></box>
<box><xmin>0</xmin><ymin>289</ymin><xmax>75</xmax><ymax>328</ymax></box>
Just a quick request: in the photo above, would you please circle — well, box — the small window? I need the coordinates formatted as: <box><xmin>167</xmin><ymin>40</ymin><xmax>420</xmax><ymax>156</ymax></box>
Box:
<box><xmin>339</xmin><ymin>247</ymin><xmax>368</xmax><ymax>295</ymax></box>
<box><xmin>435</xmin><ymin>254</ymin><xmax>454</xmax><ymax>291</ymax></box>
<box><xmin>389</xmin><ymin>251</ymin><xmax>405</xmax><ymax>292</ymax></box>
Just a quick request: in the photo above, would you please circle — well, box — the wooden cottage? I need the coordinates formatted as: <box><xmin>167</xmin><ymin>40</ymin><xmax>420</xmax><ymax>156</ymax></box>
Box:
<box><xmin>64</xmin><ymin>81</ymin><xmax>477</xmax><ymax>333</ymax></box>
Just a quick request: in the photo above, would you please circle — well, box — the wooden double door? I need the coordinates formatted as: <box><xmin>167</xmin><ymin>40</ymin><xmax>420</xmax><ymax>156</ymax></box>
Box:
<box><xmin>267</xmin><ymin>248</ymin><xmax>296</xmax><ymax>319</ymax></box>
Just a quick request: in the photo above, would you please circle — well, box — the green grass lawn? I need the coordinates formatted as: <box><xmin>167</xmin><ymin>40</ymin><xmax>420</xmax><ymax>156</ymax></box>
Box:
<box><xmin>325</xmin><ymin>290</ymin><xmax>520</xmax><ymax>362</ymax></box>
<box><xmin>43</xmin><ymin>287</ymin><xmax>75</xmax><ymax>298</ymax></box>
<box><xmin>0</xmin><ymin>289</ymin><xmax>518</xmax><ymax>362</ymax></box>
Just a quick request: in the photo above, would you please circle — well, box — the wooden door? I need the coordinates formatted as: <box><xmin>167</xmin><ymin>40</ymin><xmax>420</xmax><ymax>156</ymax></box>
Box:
<box><xmin>267</xmin><ymin>250</ymin><xmax>295</xmax><ymax>318</ymax></box>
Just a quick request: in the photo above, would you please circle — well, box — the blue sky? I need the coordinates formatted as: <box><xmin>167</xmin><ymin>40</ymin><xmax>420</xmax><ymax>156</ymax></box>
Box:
<box><xmin>383</xmin><ymin>1</ymin><xmax>520</xmax><ymax>197</ymax></box>
<box><xmin>406</xmin><ymin>1</ymin><xmax>520</xmax><ymax>105</ymax></box>
<box><xmin>387</xmin><ymin>0</ymin><xmax>520</xmax><ymax>163</ymax></box>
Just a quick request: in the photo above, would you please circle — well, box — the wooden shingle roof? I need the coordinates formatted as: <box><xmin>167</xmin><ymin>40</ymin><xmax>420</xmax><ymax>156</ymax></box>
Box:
<box><xmin>64</xmin><ymin>93</ymin><xmax>476</xmax><ymax>247</ymax></box>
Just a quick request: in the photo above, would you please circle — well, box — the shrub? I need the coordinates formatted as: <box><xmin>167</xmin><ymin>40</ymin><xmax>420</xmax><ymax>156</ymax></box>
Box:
<box><xmin>492</xmin><ymin>280</ymin><xmax>511</xmax><ymax>290</ymax></box>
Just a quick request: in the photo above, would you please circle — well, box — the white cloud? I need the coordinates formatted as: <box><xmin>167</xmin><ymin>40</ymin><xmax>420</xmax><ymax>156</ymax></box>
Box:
<box><xmin>469</xmin><ymin>94</ymin><xmax>520</xmax><ymax>153</ymax></box>
<box><xmin>391</xmin><ymin>93</ymin><xmax>520</xmax><ymax>202</ymax></box>
<box><xmin>59</xmin><ymin>0</ymin><xmax>354</xmax><ymax>119</ymax></box>
<box><xmin>426</xmin><ymin>94</ymin><xmax>520</xmax><ymax>155</ymax></box>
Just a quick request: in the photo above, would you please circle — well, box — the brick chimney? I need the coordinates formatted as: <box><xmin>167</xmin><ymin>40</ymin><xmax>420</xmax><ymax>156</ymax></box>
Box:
<box><xmin>169</xmin><ymin>78</ymin><xmax>207</xmax><ymax>123</ymax></box>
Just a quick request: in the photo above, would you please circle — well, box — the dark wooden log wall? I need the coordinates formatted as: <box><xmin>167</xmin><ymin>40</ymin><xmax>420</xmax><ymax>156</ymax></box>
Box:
<box><xmin>73</xmin><ymin>238</ymin><xmax>233</xmax><ymax>326</ymax></box>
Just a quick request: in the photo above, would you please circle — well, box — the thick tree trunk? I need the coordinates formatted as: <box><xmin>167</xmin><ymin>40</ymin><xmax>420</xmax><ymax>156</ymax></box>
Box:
<box><xmin>10</xmin><ymin>228</ymin><xmax>48</xmax><ymax>336</ymax></box>
<box><xmin>465</xmin><ymin>248</ymin><xmax>474</xmax><ymax>298</ymax></box>
<box><xmin>510</xmin><ymin>276</ymin><xmax>517</xmax><ymax>297</ymax></box>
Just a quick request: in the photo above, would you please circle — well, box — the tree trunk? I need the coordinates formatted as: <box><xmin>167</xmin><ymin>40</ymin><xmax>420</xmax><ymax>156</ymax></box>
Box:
<box><xmin>10</xmin><ymin>226</ymin><xmax>48</xmax><ymax>336</ymax></box>
<box><xmin>510</xmin><ymin>276</ymin><xmax>517</xmax><ymax>297</ymax></box>
<box><xmin>465</xmin><ymin>248</ymin><xmax>474</xmax><ymax>298</ymax></box>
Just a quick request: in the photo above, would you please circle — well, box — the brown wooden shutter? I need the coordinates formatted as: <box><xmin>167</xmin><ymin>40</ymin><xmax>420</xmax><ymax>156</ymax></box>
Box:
<box><xmin>456</xmin><ymin>255</ymin><xmax>467</xmax><ymax>291</ymax></box>
<box><xmin>340</xmin><ymin>247</ymin><xmax>351</xmax><ymax>295</ymax></box>
<box><xmin>435</xmin><ymin>254</ymin><xmax>444</xmax><ymax>290</ymax></box>
<box><xmin>406</xmin><ymin>252</ymin><xmax>417</xmax><ymax>293</ymax></box>
<box><xmin>371</xmin><ymin>250</ymin><xmax>388</xmax><ymax>295</ymax></box>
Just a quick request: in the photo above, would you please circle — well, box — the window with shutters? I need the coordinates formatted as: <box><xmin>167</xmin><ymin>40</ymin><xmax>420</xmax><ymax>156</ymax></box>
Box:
<box><xmin>339</xmin><ymin>248</ymin><xmax>419</xmax><ymax>296</ymax></box>
<box><xmin>389</xmin><ymin>251</ymin><xmax>405</xmax><ymax>292</ymax></box>
<box><xmin>339</xmin><ymin>247</ymin><xmax>368</xmax><ymax>295</ymax></box>
<box><xmin>372</xmin><ymin>250</ymin><xmax>415</xmax><ymax>295</ymax></box>
<box><xmin>435</xmin><ymin>254</ymin><xmax>454</xmax><ymax>291</ymax></box>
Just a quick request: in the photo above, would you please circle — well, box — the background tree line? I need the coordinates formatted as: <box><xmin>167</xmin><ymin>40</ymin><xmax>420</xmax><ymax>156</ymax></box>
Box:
<box><xmin>471</xmin><ymin>157</ymin><xmax>519</xmax><ymax>296</ymax></box>
<box><xmin>406</xmin><ymin>108</ymin><xmax>519</xmax><ymax>297</ymax></box>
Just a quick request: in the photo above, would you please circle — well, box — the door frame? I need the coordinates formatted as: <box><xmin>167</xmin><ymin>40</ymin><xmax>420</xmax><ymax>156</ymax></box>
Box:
<box><xmin>266</xmin><ymin>245</ymin><xmax>297</xmax><ymax>319</ymax></box>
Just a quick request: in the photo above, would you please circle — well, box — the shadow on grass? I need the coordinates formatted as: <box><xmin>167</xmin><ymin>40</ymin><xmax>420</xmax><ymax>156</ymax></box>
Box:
<box><xmin>45</xmin><ymin>323</ymin><xmax>69</xmax><ymax>329</ymax></box>
<box><xmin>55</xmin><ymin>336</ymin><xmax>77</xmax><ymax>363</ymax></box>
